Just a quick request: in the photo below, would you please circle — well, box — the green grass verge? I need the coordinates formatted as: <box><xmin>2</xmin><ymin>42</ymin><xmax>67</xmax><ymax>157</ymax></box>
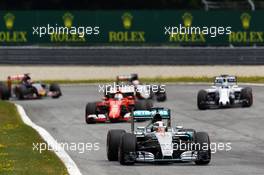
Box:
<box><xmin>0</xmin><ymin>101</ymin><xmax>68</xmax><ymax>175</ymax></box>
<box><xmin>42</xmin><ymin>76</ymin><xmax>264</xmax><ymax>84</ymax></box>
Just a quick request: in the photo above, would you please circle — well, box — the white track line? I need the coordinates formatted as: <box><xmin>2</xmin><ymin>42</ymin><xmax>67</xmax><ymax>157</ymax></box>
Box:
<box><xmin>15</xmin><ymin>104</ymin><xmax>82</xmax><ymax>175</ymax></box>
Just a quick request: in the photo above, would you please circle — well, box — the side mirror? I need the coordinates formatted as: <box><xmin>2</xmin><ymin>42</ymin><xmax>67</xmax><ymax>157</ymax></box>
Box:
<box><xmin>146</xmin><ymin>128</ymin><xmax>151</xmax><ymax>133</ymax></box>
<box><xmin>137</xmin><ymin>126</ymin><xmax>145</xmax><ymax>130</ymax></box>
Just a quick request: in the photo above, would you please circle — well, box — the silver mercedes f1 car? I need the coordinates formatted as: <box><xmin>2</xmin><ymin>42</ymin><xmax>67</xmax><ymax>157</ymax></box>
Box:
<box><xmin>107</xmin><ymin>108</ymin><xmax>211</xmax><ymax>165</ymax></box>
<box><xmin>197</xmin><ymin>75</ymin><xmax>253</xmax><ymax>110</ymax></box>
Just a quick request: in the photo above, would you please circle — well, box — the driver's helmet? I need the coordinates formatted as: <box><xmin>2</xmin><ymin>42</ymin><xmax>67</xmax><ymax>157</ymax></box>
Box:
<box><xmin>114</xmin><ymin>93</ymin><xmax>123</xmax><ymax>100</ymax></box>
<box><xmin>22</xmin><ymin>74</ymin><xmax>31</xmax><ymax>84</ymax></box>
<box><xmin>152</xmin><ymin>113</ymin><xmax>162</xmax><ymax>123</ymax></box>
<box><xmin>132</xmin><ymin>80</ymin><xmax>140</xmax><ymax>86</ymax></box>
<box><xmin>222</xmin><ymin>78</ymin><xmax>229</xmax><ymax>87</ymax></box>
<box><xmin>153</xmin><ymin>121</ymin><xmax>166</xmax><ymax>133</ymax></box>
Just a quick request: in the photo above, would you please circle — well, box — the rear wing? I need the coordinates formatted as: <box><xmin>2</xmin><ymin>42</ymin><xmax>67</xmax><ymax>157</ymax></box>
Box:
<box><xmin>107</xmin><ymin>86</ymin><xmax>135</xmax><ymax>95</ymax></box>
<box><xmin>8</xmin><ymin>74</ymin><xmax>26</xmax><ymax>81</ymax></box>
<box><xmin>116</xmin><ymin>74</ymin><xmax>138</xmax><ymax>82</ymax></box>
<box><xmin>131</xmin><ymin>108</ymin><xmax>171</xmax><ymax>132</ymax></box>
<box><xmin>133</xmin><ymin>109</ymin><xmax>170</xmax><ymax>120</ymax></box>
<box><xmin>6</xmin><ymin>74</ymin><xmax>28</xmax><ymax>92</ymax></box>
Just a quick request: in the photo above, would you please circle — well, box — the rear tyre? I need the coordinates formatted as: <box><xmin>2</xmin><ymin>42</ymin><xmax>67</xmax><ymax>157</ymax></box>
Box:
<box><xmin>85</xmin><ymin>102</ymin><xmax>97</xmax><ymax>124</ymax></box>
<box><xmin>0</xmin><ymin>83</ymin><xmax>10</xmax><ymax>100</ymax></box>
<box><xmin>49</xmin><ymin>84</ymin><xmax>62</xmax><ymax>98</ymax></box>
<box><xmin>15</xmin><ymin>85</ymin><xmax>27</xmax><ymax>100</ymax></box>
<box><xmin>118</xmin><ymin>133</ymin><xmax>136</xmax><ymax>165</ymax></box>
<box><xmin>156</xmin><ymin>92</ymin><xmax>167</xmax><ymax>102</ymax></box>
<box><xmin>241</xmin><ymin>87</ymin><xmax>253</xmax><ymax>107</ymax></box>
<box><xmin>135</xmin><ymin>100</ymin><xmax>153</xmax><ymax>110</ymax></box>
<box><xmin>107</xmin><ymin>129</ymin><xmax>126</xmax><ymax>161</ymax></box>
<box><xmin>195</xmin><ymin>132</ymin><xmax>211</xmax><ymax>165</ymax></box>
<box><xmin>155</xmin><ymin>85</ymin><xmax>166</xmax><ymax>102</ymax></box>
<box><xmin>197</xmin><ymin>90</ymin><xmax>208</xmax><ymax>110</ymax></box>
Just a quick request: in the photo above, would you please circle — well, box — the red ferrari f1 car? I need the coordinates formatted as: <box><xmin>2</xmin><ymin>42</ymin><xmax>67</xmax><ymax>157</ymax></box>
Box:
<box><xmin>85</xmin><ymin>86</ymin><xmax>153</xmax><ymax>124</ymax></box>
<box><xmin>0</xmin><ymin>74</ymin><xmax>62</xmax><ymax>100</ymax></box>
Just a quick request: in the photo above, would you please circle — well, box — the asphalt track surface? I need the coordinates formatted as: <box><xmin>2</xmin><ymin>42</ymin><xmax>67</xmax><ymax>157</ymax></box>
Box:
<box><xmin>15</xmin><ymin>84</ymin><xmax>264</xmax><ymax>175</ymax></box>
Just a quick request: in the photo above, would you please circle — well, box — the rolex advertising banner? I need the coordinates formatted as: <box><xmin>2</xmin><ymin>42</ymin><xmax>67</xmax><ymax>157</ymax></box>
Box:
<box><xmin>0</xmin><ymin>11</ymin><xmax>263</xmax><ymax>46</ymax></box>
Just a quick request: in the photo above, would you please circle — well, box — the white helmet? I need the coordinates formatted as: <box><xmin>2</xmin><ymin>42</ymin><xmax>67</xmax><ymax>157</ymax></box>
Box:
<box><xmin>132</xmin><ymin>80</ymin><xmax>140</xmax><ymax>86</ymax></box>
<box><xmin>153</xmin><ymin>121</ymin><xmax>166</xmax><ymax>133</ymax></box>
<box><xmin>114</xmin><ymin>93</ymin><xmax>123</xmax><ymax>100</ymax></box>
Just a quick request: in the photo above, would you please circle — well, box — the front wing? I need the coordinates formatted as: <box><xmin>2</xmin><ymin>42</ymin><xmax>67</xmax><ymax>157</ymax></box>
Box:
<box><xmin>86</xmin><ymin>113</ymin><xmax>131</xmax><ymax>123</ymax></box>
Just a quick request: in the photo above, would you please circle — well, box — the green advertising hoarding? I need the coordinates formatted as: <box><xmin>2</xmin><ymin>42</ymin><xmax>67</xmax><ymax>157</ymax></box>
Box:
<box><xmin>0</xmin><ymin>11</ymin><xmax>263</xmax><ymax>46</ymax></box>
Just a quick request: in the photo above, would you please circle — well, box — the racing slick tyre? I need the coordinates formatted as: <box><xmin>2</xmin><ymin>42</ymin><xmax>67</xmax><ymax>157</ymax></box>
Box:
<box><xmin>15</xmin><ymin>85</ymin><xmax>27</xmax><ymax>100</ymax></box>
<box><xmin>241</xmin><ymin>87</ymin><xmax>253</xmax><ymax>107</ymax></box>
<box><xmin>135</xmin><ymin>100</ymin><xmax>153</xmax><ymax>110</ymax></box>
<box><xmin>85</xmin><ymin>102</ymin><xmax>97</xmax><ymax>124</ymax></box>
<box><xmin>195</xmin><ymin>132</ymin><xmax>211</xmax><ymax>165</ymax></box>
<box><xmin>118</xmin><ymin>133</ymin><xmax>136</xmax><ymax>165</ymax></box>
<box><xmin>0</xmin><ymin>83</ymin><xmax>10</xmax><ymax>100</ymax></box>
<box><xmin>107</xmin><ymin>129</ymin><xmax>126</xmax><ymax>161</ymax></box>
<box><xmin>155</xmin><ymin>85</ymin><xmax>166</xmax><ymax>102</ymax></box>
<box><xmin>49</xmin><ymin>84</ymin><xmax>62</xmax><ymax>99</ymax></box>
<box><xmin>31</xmin><ymin>86</ymin><xmax>40</xmax><ymax>98</ymax></box>
<box><xmin>156</xmin><ymin>92</ymin><xmax>167</xmax><ymax>102</ymax></box>
<box><xmin>197</xmin><ymin>90</ymin><xmax>208</xmax><ymax>110</ymax></box>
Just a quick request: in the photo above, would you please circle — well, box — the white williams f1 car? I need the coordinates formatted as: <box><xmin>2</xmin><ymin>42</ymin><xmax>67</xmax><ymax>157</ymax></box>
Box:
<box><xmin>197</xmin><ymin>75</ymin><xmax>253</xmax><ymax>110</ymax></box>
<box><xmin>107</xmin><ymin>108</ymin><xmax>211</xmax><ymax>165</ymax></box>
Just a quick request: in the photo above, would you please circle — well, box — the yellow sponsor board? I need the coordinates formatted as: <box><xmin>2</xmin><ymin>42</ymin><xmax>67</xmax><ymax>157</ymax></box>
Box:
<box><xmin>50</xmin><ymin>33</ymin><xmax>86</xmax><ymax>42</ymax></box>
<box><xmin>0</xmin><ymin>31</ymin><xmax>27</xmax><ymax>42</ymax></box>
<box><xmin>0</xmin><ymin>13</ymin><xmax>27</xmax><ymax>43</ymax></box>
<box><xmin>50</xmin><ymin>12</ymin><xmax>86</xmax><ymax>43</ymax></box>
<box><xmin>170</xmin><ymin>33</ymin><xmax>206</xmax><ymax>42</ymax></box>
<box><xmin>109</xmin><ymin>31</ymin><xmax>145</xmax><ymax>42</ymax></box>
<box><xmin>229</xmin><ymin>31</ymin><xmax>264</xmax><ymax>43</ymax></box>
<box><xmin>229</xmin><ymin>13</ymin><xmax>264</xmax><ymax>44</ymax></box>
<box><xmin>108</xmin><ymin>12</ymin><xmax>146</xmax><ymax>43</ymax></box>
<box><xmin>169</xmin><ymin>12</ymin><xmax>206</xmax><ymax>43</ymax></box>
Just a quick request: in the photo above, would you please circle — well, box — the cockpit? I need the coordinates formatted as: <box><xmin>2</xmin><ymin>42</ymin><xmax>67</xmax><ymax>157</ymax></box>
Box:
<box><xmin>214</xmin><ymin>75</ymin><xmax>237</xmax><ymax>87</ymax></box>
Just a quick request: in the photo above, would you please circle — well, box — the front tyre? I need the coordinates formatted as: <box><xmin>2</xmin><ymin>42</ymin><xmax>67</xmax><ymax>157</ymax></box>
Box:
<box><xmin>107</xmin><ymin>129</ymin><xmax>126</xmax><ymax>161</ymax></box>
<box><xmin>49</xmin><ymin>84</ymin><xmax>62</xmax><ymax>98</ymax></box>
<box><xmin>197</xmin><ymin>90</ymin><xmax>208</xmax><ymax>110</ymax></box>
<box><xmin>118</xmin><ymin>133</ymin><xmax>136</xmax><ymax>165</ymax></box>
<box><xmin>195</xmin><ymin>132</ymin><xmax>211</xmax><ymax>165</ymax></box>
<box><xmin>85</xmin><ymin>102</ymin><xmax>97</xmax><ymax>124</ymax></box>
<box><xmin>241</xmin><ymin>87</ymin><xmax>253</xmax><ymax>107</ymax></box>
